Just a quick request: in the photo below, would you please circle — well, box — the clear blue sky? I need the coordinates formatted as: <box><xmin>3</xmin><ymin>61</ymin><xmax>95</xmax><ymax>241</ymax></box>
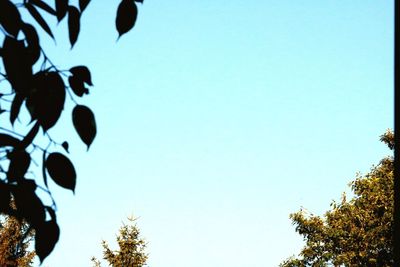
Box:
<box><xmin>22</xmin><ymin>0</ymin><xmax>393</xmax><ymax>266</ymax></box>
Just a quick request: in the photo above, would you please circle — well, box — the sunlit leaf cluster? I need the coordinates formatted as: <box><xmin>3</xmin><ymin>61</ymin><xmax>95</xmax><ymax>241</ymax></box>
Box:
<box><xmin>280</xmin><ymin>130</ymin><xmax>394</xmax><ymax>267</ymax></box>
<box><xmin>0</xmin><ymin>206</ymin><xmax>36</xmax><ymax>267</ymax></box>
<box><xmin>0</xmin><ymin>0</ymin><xmax>143</xmax><ymax>263</ymax></box>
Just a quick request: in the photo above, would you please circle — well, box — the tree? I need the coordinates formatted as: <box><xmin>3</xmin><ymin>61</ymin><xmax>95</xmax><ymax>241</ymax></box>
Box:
<box><xmin>280</xmin><ymin>130</ymin><xmax>394</xmax><ymax>266</ymax></box>
<box><xmin>0</xmin><ymin>0</ymin><xmax>143</xmax><ymax>263</ymax></box>
<box><xmin>91</xmin><ymin>217</ymin><xmax>148</xmax><ymax>267</ymax></box>
<box><xmin>0</xmin><ymin>206</ymin><xmax>35</xmax><ymax>266</ymax></box>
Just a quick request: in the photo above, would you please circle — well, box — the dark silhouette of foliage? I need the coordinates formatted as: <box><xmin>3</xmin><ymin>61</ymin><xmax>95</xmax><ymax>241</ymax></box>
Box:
<box><xmin>280</xmin><ymin>130</ymin><xmax>394</xmax><ymax>267</ymax></box>
<box><xmin>0</xmin><ymin>0</ymin><xmax>143</xmax><ymax>263</ymax></box>
<box><xmin>91</xmin><ymin>217</ymin><xmax>148</xmax><ymax>267</ymax></box>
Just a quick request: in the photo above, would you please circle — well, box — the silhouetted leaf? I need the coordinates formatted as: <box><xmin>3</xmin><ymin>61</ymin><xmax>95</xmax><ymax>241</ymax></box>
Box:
<box><xmin>26</xmin><ymin>71</ymin><xmax>66</xmax><ymax>130</ymax></box>
<box><xmin>135</xmin><ymin>0</ymin><xmax>144</xmax><ymax>3</ymax></box>
<box><xmin>26</xmin><ymin>3</ymin><xmax>54</xmax><ymax>39</ymax></box>
<box><xmin>55</xmin><ymin>0</ymin><xmax>68</xmax><ymax>22</ymax></box>
<box><xmin>70</xmin><ymin>65</ymin><xmax>93</xmax><ymax>85</ymax></box>
<box><xmin>42</xmin><ymin>150</ymin><xmax>48</xmax><ymax>188</ymax></box>
<box><xmin>13</xmin><ymin>179</ymin><xmax>46</xmax><ymax>227</ymax></box>
<box><xmin>68</xmin><ymin>75</ymin><xmax>87</xmax><ymax>97</ymax></box>
<box><xmin>116</xmin><ymin>0</ymin><xmax>138</xmax><ymax>39</ymax></box>
<box><xmin>68</xmin><ymin>6</ymin><xmax>81</xmax><ymax>48</ymax></box>
<box><xmin>10</xmin><ymin>93</ymin><xmax>24</xmax><ymax>125</ymax></box>
<box><xmin>0</xmin><ymin>133</ymin><xmax>19</xmax><ymax>147</ymax></box>
<box><xmin>0</xmin><ymin>182</ymin><xmax>11</xmax><ymax>213</ymax></box>
<box><xmin>21</xmin><ymin>23</ymin><xmax>41</xmax><ymax>65</ymax></box>
<box><xmin>0</xmin><ymin>0</ymin><xmax>22</xmax><ymax>36</ymax></box>
<box><xmin>68</xmin><ymin>65</ymin><xmax>92</xmax><ymax>96</ymax></box>
<box><xmin>72</xmin><ymin>105</ymin><xmax>96</xmax><ymax>149</ymax></box>
<box><xmin>20</xmin><ymin>122</ymin><xmax>40</xmax><ymax>149</ymax></box>
<box><xmin>2</xmin><ymin>37</ymin><xmax>33</xmax><ymax>94</ymax></box>
<box><xmin>46</xmin><ymin>152</ymin><xmax>76</xmax><ymax>192</ymax></box>
<box><xmin>62</xmin><ymin>141</ymin><xmax>69</xmax><ymax>153</ymax></box>
<box><xmin>30</xmin><ymin>0</ymin><xmax>57</xmax><ymax>15</ymax></box>
<box><xmin>79</xmin><ymin>0</ymin><xmax>90</xmax><ymax>12</ymax></box>
<box><xmin>35</xmin><ymin>220</ymin><xmax>60</xmax><ymax>263</ymax></box>
<box><xmin>7</xmin><ymin>150</ymin><xmax>31</xmax><ymax>182</ymax></box>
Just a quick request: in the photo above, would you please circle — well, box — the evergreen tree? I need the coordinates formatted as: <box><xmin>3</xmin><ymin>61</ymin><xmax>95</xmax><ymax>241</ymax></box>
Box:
<box><xmin>92</xmin><ymin>217</ymin><xmax>148</xmax><ymax>267</ymax></box>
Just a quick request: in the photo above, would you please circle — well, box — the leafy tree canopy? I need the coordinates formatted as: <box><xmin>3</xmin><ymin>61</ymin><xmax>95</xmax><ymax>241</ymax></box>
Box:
<box><xmin>0</xmin><ymin>210</ymin><xmax>35</xmax><ymax>267</ymax></box>
<box><xmin>280</xmin><ymin>130</ymin><xmax>394</xmax><ymax>267</ymax></box>
<box><xmin>0</xmin><ymin>0</ymin><xmax>143</xmax><ymax>263</ymax></box>
<box><xmin>91</xmin><ymin>217</ymin><xmax>148</xmax><ymax>267</ymax></box>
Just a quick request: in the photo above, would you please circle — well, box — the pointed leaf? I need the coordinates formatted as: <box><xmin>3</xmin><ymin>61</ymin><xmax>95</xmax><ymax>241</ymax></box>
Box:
<box><xmin>72</xmin><ymin>105</ymin><xmax>96</xmax><ymax>149</ymax></box>
<box><xmin>46</xmin><ymin>152</ymin><xmax>76</xmax><ymax>192</ymax></box>
<box><xmin>0</xmin><ymin>134</ymin><xmax>20</xmax><ymax>147</ymax></box>
<box><xmin>62</xmin><ymin>141</ymin><xmax>69</xmax><ymax>153</ymax></box>
<box><xmin>30</xmin><ymin>0</ymin><xmax>57</xmax><ymax>15</ymax></box>
<box><xmin>2</xmin><ymin>37</ymin><xmax>33</xmax><ymax>94</ymax></box>
<box><xmin>26</xmin><ymin>71</ymin><xmax>66</xmax><ymax>130</ymax></box>
<box><xmin>55</xmin><ymin>0</ymin><xmax>68</xmax><ymax>22</ymax></box>
<box><xmin>20</xmin><ymin>122</ymin><xmax>40</xmax><ymax>149</ymax></box>
<box><xmin>10</xmin><ymin>93</ymin><xmax>24</xmax><ymax>125</ymax></box>
<box><xmin>12</xmin><ymin>179</ymin><xmax>46</xmax><ymax>226</ymax></box>
<box><xmin>22</xmin><ymin>23</ymin><xmax>41</xmax><ymax>65</ymax></box>
<box><xmin>0</xmin><ymin>0</ymin><xmax>22</xmax><ymax>36</ymax></box>
<box><xmin>26</xmin><ymin>3</ymin><xmax>54</xmax><ymax>39</ymax></box>
<box><xmin>42</xmin><ymin>150</ymin><xmax>48</xmax><ymax>187</ymax></box>
<box><xmin>79</xmin><ymin>0</ymin><xmax>90</xmax><ymax>12</ymax></box>
<box><xmin>35</xmin><ymin>220</ymin><xmax>60</xmax><ymax>263</ymax></box>
<box><xmin>68</xmin><ymin>6</ymin><xmax>80</xmax><ymax>48</ymax></box>
<box><xmin>116</xmin><ymin>0</ymin><xmax>138</xmax><ymax>39</ymax></box>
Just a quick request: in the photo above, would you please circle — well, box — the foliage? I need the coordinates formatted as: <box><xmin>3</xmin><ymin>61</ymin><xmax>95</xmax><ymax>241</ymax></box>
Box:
<box><xmin>280</xmin><ymin>130</ymin><xmax>394</xmax><ymax>267</ymax></box>
<box><xmin>0</xmin><ymin>208</ymin><xmax>35</xmax><ymax>266</ymax></box>
<box><xmin>91</xmin><ymin>217</ymin><xmax>148</xmax><ymax>267</ymax></box>
<box><xmin>0</xmin><ymin>0</ymin><xmax>143</xmax><ymax>263</ymax></box>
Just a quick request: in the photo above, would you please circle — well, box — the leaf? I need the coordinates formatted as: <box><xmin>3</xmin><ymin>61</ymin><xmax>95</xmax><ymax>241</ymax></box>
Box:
<box><xmin>79</xmin><ymin>0</ymin><xmax>90</xmax><ymax>12</ymax></box>
<box><xmin>13</xmin><ymin>179</ymin><xmax>46</xmax><ymax>226</ymax></box>
<box><xmin>7</xmin><ymin>150</ymin><xmax>31</xmax><ymax>182</ymax></box>
<box><xmin>2</xmin><ymin>37</ymin><xmax>33</xmax><ymax>94</ymax></box>
<box><xmin>116</xmin><ymin>0</ymin><xmax>138</xmax><ymax>39</ymax></box>
<box><xmin>46</xmin><ymin>152</ymin><xmax>76</xmax><ymax>192</ymax></box>
<box><xmin>135</xmin><ymin>0</ymin><xmax>144</xmax><ymax>3</ymax></box>
<box><xmin>20</xmin><ymin>122</ymin><xmax>40</xmax><ymax>149</ymax></box>
<box><xmin>72</xmin><ymin>105</ymin><xmax>96</xmax><ymax>149</ymax></box>
<box><xmin>26</xmin><ymin>3</ymin><xmax>54</xmax><ymax>39</ymax></box>
<box><xmin>0</xmin><ymin>0</ymin><xmax>22</xmax><ymax>36</ymax></box>
<box><xmin>21</xmin><ymin>23</ymin><xmax>41</xmax><ymax>65</ymax></box>
<box><xmin>55</xmin><ymin>0</ymin><xmax>68</xmax><ymax>22</ymax></box>
<box><xmin>0</xmin><ymin>181</ymin><xmax>11</xmax><ymax>213</ymax></box>
<box><xmin>62</xmin><ymin>141</ymin><xmax>69</xmax><ymax>153</ymax></box>
<box><xmin>10</xmin><ymin>93</ymin><xmax>24</xmax><ymax>125</ymax></box>
<box><xmin>42</xmin><ymin>150</ymin><xmax>48</xmax><ymax>188</ymax></box>
<box><xmin>26</xmin><ymin>71</ymin><xmax>66</xmax><ymax>131</ymax></box>
<box><xmin>68</xmin><ymin>75</ymin><xmax>87</xmax><ymax>97</ymax></box>
<box><xmin>68</xmin><ymin>66</ymin><xmax>92</xmax><ymax>96</ymax></box>
<box><xmin>35</xmin><ymin>220</ymin><xmax>60</xmax><ymax>263</ymax></box>
<box><xmin>30</xmin><ymin>0</ymin><xmax>57</xmax><ymax>15</ymax></box>
<box><xmin>0</xmin><ymin>133</ymin><xmax>20</xmax><ymax>147</ymax></box>
<box><xmin>68</xmin><ymin>6</ymin><xmax>81</xmax><ymax>48</ymax></box>
<box><xmin>0</xmin><ymin>182</ymin><xmax>11</xmax><ymax>213</ymax></box>
<box><xmin>70</xmin><ymin>65</ymin><xmax>93</xmax><ymax>85</ymax></box>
